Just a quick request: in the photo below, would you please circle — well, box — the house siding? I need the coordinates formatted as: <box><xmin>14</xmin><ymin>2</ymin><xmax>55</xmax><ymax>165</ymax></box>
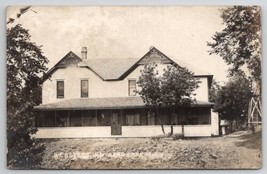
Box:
<box><xmin>194</xmin><ymin>77</ymin><xmax>209</xmax><ymax>101</ymax></box>
<box><xmin>34</xmin><ymin>124</ymin><xmax>216</xmax><ymax>138</ymax></box>
<box><xmin>42</xmin><ymin>65</ymin><xmax>209</xmax><ymax>104</ymax></box>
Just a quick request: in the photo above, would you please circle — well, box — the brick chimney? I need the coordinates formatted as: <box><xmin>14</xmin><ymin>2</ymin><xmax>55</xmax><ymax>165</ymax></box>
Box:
<box><xmin>81</xmin><ymin>47</ymin><xmax>87</xmax><ymax>59</ymax></box>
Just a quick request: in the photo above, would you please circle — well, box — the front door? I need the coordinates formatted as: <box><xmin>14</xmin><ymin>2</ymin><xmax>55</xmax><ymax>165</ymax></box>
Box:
<box><xmin>111</xmin><ymin>112</ymin><xmax>122</xmax><ymax>135</ymax></box>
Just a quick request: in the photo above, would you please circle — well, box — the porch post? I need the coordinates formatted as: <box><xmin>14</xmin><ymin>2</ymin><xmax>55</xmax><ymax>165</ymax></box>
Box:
<box><xmin>110</xmin><ymin>109</ymin><xmax>112</xmax><ymax>124</ymax></box>
<box><xmin>54</xmin><ymin>111</ymin><xmax>57</xmax><ymax>126</ymax></box>
<box><xmin>120</xmin><ymin>109</ymin><xmax>123</xmax><ymax>125</ymax></box>
<box><xmin>68</xmin><ymin>111</ymin><xmax>70</xmax><ymax>127</ymax></box>
<box><xmin>209</xmin><ymin>110</ymin><xmax>212</xmax><ymax>124</ymax></box>
<box><xmin>95</xmin><ymin>110</ymin><xmax>98</xmax><ymax>126</ymax></box>
<box><xmin>81</xmin><ymin>110</ymin><xmax>84</xmax><ymax>126</ymax></box>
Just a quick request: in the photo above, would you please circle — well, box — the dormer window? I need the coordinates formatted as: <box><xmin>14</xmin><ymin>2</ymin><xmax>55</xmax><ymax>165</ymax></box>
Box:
<box><xmin>128</xmin><ymin>80</ymin><xmax>136</xmax><ymax>96</ymax></box>
<box><xmin>57</xmin><ymin>80</ymin><xmax>64</xmax><ymax>98</ymax></box>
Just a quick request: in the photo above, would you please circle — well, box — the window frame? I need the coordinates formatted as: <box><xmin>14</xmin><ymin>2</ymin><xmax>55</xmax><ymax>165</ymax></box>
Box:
<box><xmin>128</xmin><ymin>79</ymin><xmax>137</xmax><ymax>96</ymax></box>
<box><xmin>81</xmin><ymin>79</ymin><xmax>89</xmax><ymax>98</ymax></box>
<box><xmin>56</xmin><ymin>80</ymin><xmax>64</xmax><ymax>99</ymax></box>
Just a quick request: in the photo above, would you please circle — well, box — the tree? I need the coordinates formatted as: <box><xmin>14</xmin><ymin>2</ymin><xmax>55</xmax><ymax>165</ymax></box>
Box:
<box><xmin>137</xmin><ymin>63</ymin><xmax>200</xmax><ymax>135</ymax></box>
<box><xmin>207</xmin><ymin>6</ymin><xmax>261</xmax><ymax>92</ymax></box>
<box><xmin>137</xmin><ymin>63</ymin><xmax>165</xmax><ymax>133</ymax></box>
<box><xmin>213</xmin><ymin>73</ymin><xmax>253</xmax><ymax>122</ymax></box>
<box><xmin>7</xmin><ymin>24</ymin><xmax>48</xmax><ymax>168</ymax></box>
<box><xmin>209</xmin><ymin>79</ymin><xmax>221</xmax><ymax>103</ymax></box>
<box><xmin>161</xmin><ymin>65</ymin><xmax>200</xmax><ymax>135</ymax></box>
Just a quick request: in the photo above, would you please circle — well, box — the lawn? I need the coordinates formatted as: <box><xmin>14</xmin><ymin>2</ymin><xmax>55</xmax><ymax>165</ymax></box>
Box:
<box><xmin>38</xmin><ymin>131</ymin><xmax>262</xmax><ymax>169</ymax></box>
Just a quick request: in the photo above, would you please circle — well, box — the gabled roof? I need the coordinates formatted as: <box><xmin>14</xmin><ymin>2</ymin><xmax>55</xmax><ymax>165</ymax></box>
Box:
<box><xmin>33</xmin><ymin>97</ymin><xmax>214</xmax><ymax>111</ymax></box>
<box><xmin>118</xmin><ymin>47</ymin><xmax>175</xmax><ymax>80</ymax></box>
<box><xmin>42</xmin><ymin>51</ymin><xmax>82</xmax><ymax>82</ymax></box>
<box><xmin>80</xmin><ymin>58</ymin><xmax>139</xmax><ymax>80</ymax></box>
<box><xmin>42</xmin><ymin>47</ymin><xmax>212</xmax><ymax>83</ymax></box>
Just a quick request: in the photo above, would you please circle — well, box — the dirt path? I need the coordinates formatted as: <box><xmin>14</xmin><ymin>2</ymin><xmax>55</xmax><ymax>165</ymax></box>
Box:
<box><xmin>39</xmin><ymin>132</ymin><xmax>261</xmax><ymax>169</ymax></box>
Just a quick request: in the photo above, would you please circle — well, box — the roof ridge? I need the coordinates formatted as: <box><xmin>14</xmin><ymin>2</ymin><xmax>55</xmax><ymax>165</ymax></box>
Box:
<box><xmin>42</xmin><ymin>47</ymin><xmax>212</xmax><ymax>84</ymax></box>
<box><xmin>84</xmin><ymin>57</ymin><xmax>139</xmax><ymax>60</ymax></box>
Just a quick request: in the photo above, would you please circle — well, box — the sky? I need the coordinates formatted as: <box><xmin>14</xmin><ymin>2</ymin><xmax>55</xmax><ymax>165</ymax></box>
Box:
<box><xmin>7</xmin><ymin>6</ymin><xmax>230</xmax><ymax>83</ymax></box>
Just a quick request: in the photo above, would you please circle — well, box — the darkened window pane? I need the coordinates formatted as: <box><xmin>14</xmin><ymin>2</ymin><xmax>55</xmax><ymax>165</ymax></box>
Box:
<box><xmin>81</xmin><ymin>80</ymin><xmax>88</xmax><ymax>98</ymax></box>
<box><xmin>55</xmin><ymin>111</ymin><xmax>68</xmax><ymax>127</ymax></box>
<box><xmin>188</xmin><ymin>109</ymin><xmax>199</xmax><ymax>125</ymax></box>
<box><xmin>83</xmin><ymin>110</ymin><xmax>97</xmax><ymax>126</ymax></box>
<box><xmin>128</xmin><ymin>80</ymin><xmax>136</xmax><ymax>96</ymax></box>
<box><xmin>126</xmin><ymin>114</ymin><xmax>140</xmax><ymax>126</ymax></box>
<box><xmin>70</xmin><ymin>111</ymin><xmax>82</xmax><ymax>127</ymax></box>
<box><xmin>97</xmin><ymin>111</ymin><xmax>110</xmax><ymax>126</ymax></box>
<box><xmin>57</xmin><ymin>81</ymin><xmax>64</xmax><ymax>98</ymax></box>
<box><xmin>147</xmin><ymin>111</ymin><xmax>155</xmax><ymax>125</ymax></box>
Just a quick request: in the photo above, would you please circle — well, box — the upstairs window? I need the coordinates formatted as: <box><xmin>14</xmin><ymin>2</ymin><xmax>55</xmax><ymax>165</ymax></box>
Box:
<box><xmin>57</xmin><ymin>81</ymin><xmax>64</xmax><ymax>98</ymax></box>
<box><xmin>81</xmin><ymin>80</ymin><xmax>88</xmax><ymax>98</ymax></box>
<box><xmin>128</xmin><ymin>80</ymin><xmax>136</xmax><ymax>96</ymax></box>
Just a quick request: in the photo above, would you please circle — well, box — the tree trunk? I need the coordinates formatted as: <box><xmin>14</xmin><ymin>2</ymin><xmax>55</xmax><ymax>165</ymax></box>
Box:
<box><xmin>170</xmin><ymin>107</ymin><xmax>174</xmax><ymax>136</ymax></box>
<box><xmin>156</xmin><ymin>106</ymin><xmax>165</xmax><ymax>134</ymax></box>
<box><xmin>170</xmin><ymin>123</ymin><xmax>173</xmax><ymax>136</ymax></box>
<box><xmin>181</xmin><ymin>124</ymin><xmax>184</xmax><ymax>136</ymax></box>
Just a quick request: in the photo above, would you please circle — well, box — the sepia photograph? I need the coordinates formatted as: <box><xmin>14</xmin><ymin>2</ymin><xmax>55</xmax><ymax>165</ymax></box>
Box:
<box><xmin>6</xmin><ymin>5</ymin><xmax>262</xmax><ymax>169</ymax></box>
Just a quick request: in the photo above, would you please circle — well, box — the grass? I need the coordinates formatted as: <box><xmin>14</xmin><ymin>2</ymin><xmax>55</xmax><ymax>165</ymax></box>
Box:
<box><xmin>37</xmin><ymin>130</ymin><xmax>262</xmax><ymax>169</ymax></box>
<box><xmin>236</xmin><ymin>130</ymin><xmax>262</xmax><ymax>150</ymax></box>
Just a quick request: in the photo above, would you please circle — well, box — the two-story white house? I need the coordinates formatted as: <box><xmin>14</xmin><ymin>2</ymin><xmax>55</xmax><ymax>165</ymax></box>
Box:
<box><xmin>34</xmin><ymin>47</ymin><xmax>219</xmax><ymax>138</ymax></box>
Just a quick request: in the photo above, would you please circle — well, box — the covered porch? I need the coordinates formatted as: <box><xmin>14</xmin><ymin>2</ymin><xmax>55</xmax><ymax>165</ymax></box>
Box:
<box><xmin>35</xmin><ymin>107</ymin><xmax>213</xmax><ymax>128</ymax></box>
<box><xmin>34</xmin><ymin>97</ymin><xmax>218</xmax><ymax>138</ymax></box>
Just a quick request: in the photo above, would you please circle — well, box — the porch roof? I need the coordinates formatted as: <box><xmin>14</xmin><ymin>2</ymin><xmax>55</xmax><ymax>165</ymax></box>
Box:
<box><xmin>34</xmin><ymin>97</ymin><xmax>214</xmax><ymax>111</ymax></box>
<box><xmin>34</xmin><ymin>97</ymin><xmax>145</xmax><ymax>111</ymax></box>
